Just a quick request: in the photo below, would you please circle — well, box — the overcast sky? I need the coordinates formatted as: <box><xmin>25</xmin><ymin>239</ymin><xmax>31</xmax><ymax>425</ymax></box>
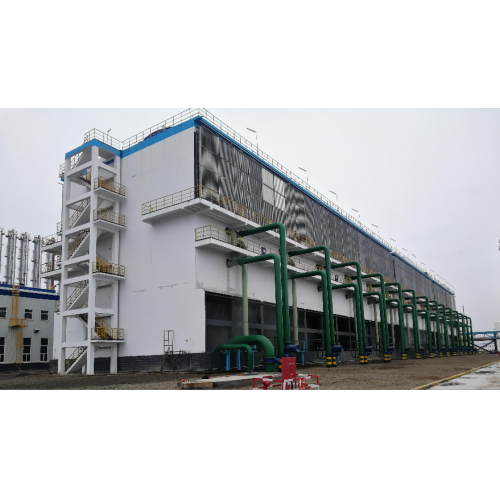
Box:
<box><xmin>1</xmin><ymin>108</ymin><xmax>498</xmax><ymax>331</ymax></box>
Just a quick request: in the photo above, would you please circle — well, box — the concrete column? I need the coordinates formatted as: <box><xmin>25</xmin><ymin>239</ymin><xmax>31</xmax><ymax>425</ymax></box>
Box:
<box><xmin>86</xmin><ymin>343</ymin><xmax>95</xmax><ymax>375</ymax></box>
<box><xmin>110</xmin><ymin>344</ymin><xmax>118</xmax><ymax>374</ymax></box>
<box><xmin>58</xmin><ymin>345</ymin><xmax>65</xmax><ymax>374</ymax></box>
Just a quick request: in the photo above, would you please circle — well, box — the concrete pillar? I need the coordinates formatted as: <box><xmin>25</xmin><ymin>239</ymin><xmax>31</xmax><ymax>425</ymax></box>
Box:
<box><xmin>110</xmin><ymin>344</ymin><xmax>118</xmax><ymax>374</ymax></box>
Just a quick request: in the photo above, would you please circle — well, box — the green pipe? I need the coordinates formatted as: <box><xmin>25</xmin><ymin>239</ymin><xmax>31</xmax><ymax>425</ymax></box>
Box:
<box><xmin>289</xmin><ymin>246</ymin><xmax>336</xmax><ymax>343</ymax></box>
<box><xmin>386</xmin><ymin>298</ymin><xmax>406</xmax><ymax>358</ymax></box>
<box><xmin>429</xmin><ymin>313</ymin><xmax>443</xmax><ymax>355</ymax></box>
<box><xmin>231</xmin><ymin>253</ymin><xmax>284</xmax><ymax>356</ymax></box>
<box><xmin>468</xmin><ymin>316</ymin><xmax>475</xmax><ymax>352</ymax></box>
<box><xmin>215</xmin><ymin>344</ymin><xmax>254</xmax><ymax>371</ymax></box>
<box><xmin>237</xmin><ymin>223</ymin><xmax>290</xmax><ymax>345</ymax></box>
<box><xmin>438</xmin><ymin>305</ymin><xmax>450</xmax><ymax>354</ymax></box>
<box><xmin>242</xmin><ymin>264</ymin><xmax>248</xmax><ymax>336</ymax></box>
<box><xmin>460</xmin><ymin>314</ymin><xmax>469</xmax><ymax>352</ymax></box>
<box><xmin>452</xmin><ymin>311</ymin><xmax>462</xmax><ymax>353</ymax></box>
<box><xmin>445</xmin><ymin>308</ymin><xmax>455</xmax><ymax>352</ymax></box>
<box><xmin>363</xmin><ymin>291</ymin><xmax>390</xmax><ymax>361</ymax></box>
<box><xmin>361</xmin><ymin>274</ymin><xmax>389</xmax><ymax>357</ymax></box>
<box><xmin>331</xmin><ymin>262</ymin><xmax>367</xmax><ymax>356</ymax></box>
<box><xmin>382</xmin><ymin>282</ymin><xmax>406</xmax><ymax>358</ymax></box>
<box><xmin>332</xmin><ymin>283</ymin><xmax>362</xmax><ymax>361</ymax></box>
<box><xmin>290</xmin><ymin>271</ymin><xmax>332</xmax><ymax>363</ymax></box>
<box><xmin>389</xmin><ymin>306</ymin><xmax>395</xmax><ymax>345</ymax></box>
<box><xmin>292</xmin><ymin>279</ymin><xmax>298</xmax><ymax>344</ymax></box>
<box><xmin>402</xmin><ymin>289</ymin><xmax>421</xmax><ymax>357</ymax></box>
<box><xmin>416</xmin><ymin>296</ymin><xmax>433</xmax><ymax>356</ymax></box>
<box><xmin>403</xmin><ymin>304</ymin><xmax>415</xmax><ymax>353</ymax></box>
<box><xmin>428</xmin><ymin>301</ymin><xmax>440</xmax><ymax>353</ymax></box>
<box><xmin>225</xmin><ymin>335</ymin><xmax>277</xmax><ymax>372</ymax></box>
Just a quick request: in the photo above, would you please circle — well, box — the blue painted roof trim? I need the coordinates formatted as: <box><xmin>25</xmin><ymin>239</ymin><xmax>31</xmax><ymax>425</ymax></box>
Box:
<box><xmin>0</xmin><ymin>284</ymin><xmax>56</xmax><ymax>294</ymax></box>
<box><xmin>64</xmin><ymin>115</ymin><xmax>453</xmax><ymax>296</ymax></box>
<box><xmin>198</xmin><ymin>117</ymin><xmax>454</xmax><ymax>297</ymax></box>
<box><xmin>0</xmin><ymin>289</ymin><xmax>59</xmax><ymax>300</ymax></box>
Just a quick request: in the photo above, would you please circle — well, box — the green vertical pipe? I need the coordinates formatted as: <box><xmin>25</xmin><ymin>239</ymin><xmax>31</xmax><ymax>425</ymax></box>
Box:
<box><xmin>438</xmin><ymin>305</ymin><xmax>450</xmax><ymax>353</ymax></box>
<box><xmin>373</xmin><ymin>303</ymin><xmax>379</xmax><ymax>349</ymax></box>
<box><xmin>416</xmin><ymin>297</ymin><xmax>433</xmax><ymax>355</ymax></box>
<box><xmin>290</xmin><ymin>271</ymin><xmax>331</xmax><ymax>356</ymax></box>
<box><xmin>445</xmin><ymin>308</ymin><xmax>455</xmax><ymax>351</ymax></box>
<box><xmin>389</xmin><ymin>306</ymin><xmax>395</xmax><ymax>345</ymax></box>
<box><xmin>386</xmin><ymin>298</ymin><xmax>406</xmax><ymax>357</ymax></box>
<box><xmin>452</xmin><ymin>311</ymin><xmax>462</xmax><ymax>352</ymax></box>
<box><xmin>292</xmin><ymin>278</ymin><xmax>298</xmax><ymax>344</ymax></box>
<box><xmin>289</xmin><ymin>246</ymin><xmax>336</xmax><ymax>343</ymax></box>
<box><xmin>429</xmin><ymin>301</ymin><xmax>441</xmax><ymax>353</ymax></box>
<box><xmin>234</xmin><ymin>253</ymin><xmax>284</xmax><ymax>356</ymax></box>
<box><xmin>429</xmin><ymin>313</ymin><xmax>443</xmax><ymax>354</ymax></box>
<box><xmin>363</xmin><ymin>291</ymin><xmax>389</xmax><ymax>356</ymax></box>
<box><xmin>331</xmin><ymin>262</ymin><xmax>366</xmax><ymax>354</ymax></box>
<box><xmin>468</xmin><ymin>316</ymin><xmax>475</xmax><ymax>351</ymax></box>
<box><xmin>242</xmin><ymin>264</ymin><xmax>248</xmax><ymax>336</ymax></box>
<box><xmin>363</xmin><ymin>274</ymin><xmax>389</xmax><ymax>355</ymax></box>
<box><xmin>332</xmin><ymin>283</ymin><xmax>361</xmax><ymax>355</ymax></box>
<box><xmin>385</xmin><ymin>282</ymin><xmax>406</xmax><ymax>354</ymax></box>
<box><xmin>402</xmin><ymin>289</ymin><xmax>420</xmax><ymax>354</ymax></box>
<box><xmin>237</xmin><ymin>223</ymin><xmax>290</xmax><ymax>344</ymax></box>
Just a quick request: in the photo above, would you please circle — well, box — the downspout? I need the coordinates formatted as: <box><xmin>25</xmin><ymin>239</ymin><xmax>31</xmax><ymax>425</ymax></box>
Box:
<box><xmin>237</xmin><ymin>223</ymin><xmax>290</xmax><ymax>347</ymax></box>
<box><xmin>289</xmin><ymin>246</ymin><xmax>336</xmax><ymax>344</ymax></box>
<box><xmin>223</xmin><ymin>335</ymin><xmax>277</xmax><ymax>372</ymax></box>
<box><xmin>332</xmin><ymin>283</ymin><xmax>363</xmax><ymax>364</ymax></box>
<box><xmin>331</xmin><ymin>262</ymin><xmax>367</xmax><ymax>360</ymax></box>
<box><xmin>290</xmin><ymin>271</ymin><xmax>332</xmax><ymax>366</ymax></box>
<box><xmin>416</xmin><ymin>296</ymin><xmax>434</xmax><ymax>357</ymax></box>
<box><xmin>402</xmin><ymin>289</ymin><xmax>421</xmax><ymax>358</ymax></box>
<box><xmin>227</xmin><ymin>253</ymin><xmax>284</xmax><ymax>357</ymax></box>
<box><xmin>386</xmin><ymin>298</ymin><xmax>406</xmax><ymax>359</ymax></box>
<box><xmin>215</xmin><ymin>344</ymin><xmax>254</xmax><ymax>371</ymax></box>
<box><xmin>384</xmin><ymin>282</ymin><xmax>407</xmax><ymax>359</ymax></box>
<box><xmin>363</xmin><ymin>291</ymin><xmax>390</xmax><ymax>363</ymax></box>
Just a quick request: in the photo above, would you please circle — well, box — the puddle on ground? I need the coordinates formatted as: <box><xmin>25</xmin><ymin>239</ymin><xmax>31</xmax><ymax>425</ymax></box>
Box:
<box><xmin>441</xmin><ymin>382</ymin><xmax>462</xmax><ymax>386</ymax></box>
<box><xmin>476</xmin><ymin>371</ymin><xmax>496</xmax><ymax>375</ymax></box>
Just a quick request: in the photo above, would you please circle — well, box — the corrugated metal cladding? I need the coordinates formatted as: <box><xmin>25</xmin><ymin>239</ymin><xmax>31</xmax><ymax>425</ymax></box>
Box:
<box><xmin>197</xmin><ymin>125</ymin><xmax>456</xmax><ymax>309</ymax></box>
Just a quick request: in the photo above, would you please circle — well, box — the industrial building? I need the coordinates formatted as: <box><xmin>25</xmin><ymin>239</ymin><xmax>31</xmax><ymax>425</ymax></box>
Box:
<box><xmin>0</xmin><ymin>227</ymin><xmax>57</xmax><ymax>370</ymax></box>
<box><xmin>42</xmin><ymin>109</ymin><xmax>475</xmax><ymax>375</ymax></box>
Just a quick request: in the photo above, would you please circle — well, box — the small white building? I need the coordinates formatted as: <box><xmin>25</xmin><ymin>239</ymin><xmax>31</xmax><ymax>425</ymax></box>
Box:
<box><xmin>0</xmin><ymin>284</ymin><xmax>57</xmax><ymax>370</ymax></box>
<box><xmin>42</xmin><ymin>109</ymin><xmax>457</xmax><ymax>374</ymax></box>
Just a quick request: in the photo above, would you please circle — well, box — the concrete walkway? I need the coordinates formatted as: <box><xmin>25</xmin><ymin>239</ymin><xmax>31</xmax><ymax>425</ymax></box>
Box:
<box><xmin>430</xmin><ymin>360</ymin><xmax>500</xmax><ymax>390</ymax></box>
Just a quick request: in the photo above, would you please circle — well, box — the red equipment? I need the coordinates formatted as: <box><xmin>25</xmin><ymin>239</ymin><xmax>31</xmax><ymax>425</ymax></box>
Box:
<box><xmin>252</xmin><ymin>357</ymin><xmax>319</xmax><ymax>390</ymax></box>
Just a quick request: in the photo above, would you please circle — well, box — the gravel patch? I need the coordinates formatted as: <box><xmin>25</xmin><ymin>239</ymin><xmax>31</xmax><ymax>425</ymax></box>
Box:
<box><xmin>0</xmin><ymin>354</ymin><xmax>498</xmax><ymax>390</ymax></box>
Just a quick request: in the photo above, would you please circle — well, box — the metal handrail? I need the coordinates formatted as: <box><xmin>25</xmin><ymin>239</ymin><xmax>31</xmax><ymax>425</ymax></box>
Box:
<box><xmin>91</xmin><ymin>327</ymin><xmax>124</xmax><ymax>341</ymax></box>
<box><xmin>41</xmin><ymin>260</ymin><xmax>61</xmax><ymax>274</ymax></box>
<box><xmin>68</xmin><ymin>198</ymin><xmax>90</xmax><ymax>229</ymax></box>
<box><xmin>92</xmin><ymin>254</ymin><xmax>125</xmax><ymax>277</ymax></box>
<box><xmin>83</xmin><ymin>107</ymin><xmax>453</xmax><ymax>293</ymax></box>
<box><xmin>57</xmin><ymin>221</ymin><xmax>62</xmax><ymax>234</ymax></box>
<box><xmin>59</xmin><ymin>163</ymin><xmax>65</xmax><ymax>178</ymax></box>
<box><xmin>93</xmin><ymin>208</ymin><xmax>126</xmax><ymax>227</ymax></box>
<box><xmin>66</xmin><ymin>281</ymin><xmax>88</xmax><ymax>310</ymax></box>
<box><xmin>68</xmin><ymin>229</ymin><xmax>90</xmax><ymax>258</ymax></box>
<box><xmin>94</xmin><ymin>176</ymin><xmax>126</xmax><ymax>196</ymax></box>
<box><xmin>41</xmin><ymin>233</ymin><xmax>62</xmax><ymax>247</ymax></box>
<box><xmin>65</xmin><ymin>346</ymin><xmax>87</xmax><ymax>370</ymax></box>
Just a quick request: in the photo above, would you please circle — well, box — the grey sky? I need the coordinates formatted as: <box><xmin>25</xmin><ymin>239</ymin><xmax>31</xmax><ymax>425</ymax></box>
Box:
<box><xmin>1</xmin><ymin>108</ymin><xmax>498</xmax><ymax>331</ymax></box>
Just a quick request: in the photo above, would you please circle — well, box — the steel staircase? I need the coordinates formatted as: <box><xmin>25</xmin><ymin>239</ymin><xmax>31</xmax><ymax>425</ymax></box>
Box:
<box><xmin>68</xmin><ymin>198</ymin><xmax>90</xmax><ymax>229</ymax></box>
<box><xmin>68</xmin><ymin>229</ymin><xmax>90</xmax><ymax>259</ymax></box>
<box><xmin>65</xmin><ymin>346</ymin><xmax>87</xmax><ymax>374</ymax></box>
<box><xmin>66</xmin><ymin>281</ymin><xmax>89</xmax><ymax>310</ymax></box>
